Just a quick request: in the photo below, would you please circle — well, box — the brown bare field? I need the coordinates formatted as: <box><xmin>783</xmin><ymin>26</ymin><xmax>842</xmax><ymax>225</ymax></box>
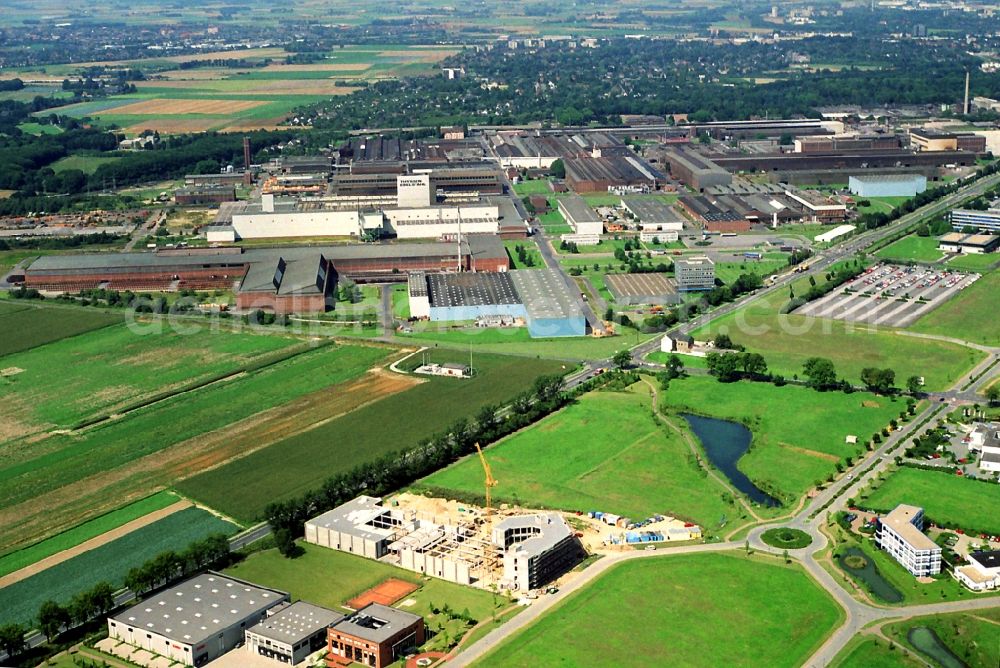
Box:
<box><xmin>0</xmin><ymin>499</ymin><xmax>191</xmax><ymax>588</ymax></box>
<box><xmin>219</xmin><ymin>119</ymin><xmax>292</xmax><ymax>133</ymax></box>
<box><xmin>262</xmin><ymin>63</ymin><xmax>372</xmax><ymax>72</ymax></box>
<box><xmin>156</xmin><ymin>69</ymin><xmax>255</xmax><ymax>80</ymax></box>
<box><xmin>76</xmin><ymin>48</ymin><xmax>290</xmax><ymax>68</ymax></box>
<box><xmin>110</xmin><ymin>98</ymin><xmax>266</xmax><ymax>115</ymax></box>
<box><xmin>0</xmin><ymin>369</ymin><xmax>418</xmax><ymax>553</ymax></box>
<box><xmin>0</xmin><ymin>190</ymin><xmax>16</xmax><ymax>199</ymax></box>
<box><xmin>124</xmin><ymin>118</ymin><xmax>223</xmax><ymax>134</ymax></box>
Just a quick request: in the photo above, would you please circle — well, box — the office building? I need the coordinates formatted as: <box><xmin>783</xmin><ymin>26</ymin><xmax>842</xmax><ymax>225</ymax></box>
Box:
<box><xmin>875</xmin><ymin>504</ymin><xmax>942</xmax><ymax>577</ymax></box>
<box><xmin>674</xmin><ymin>256</ymin><xmax>716</xmax><ymax>291</ymax></box>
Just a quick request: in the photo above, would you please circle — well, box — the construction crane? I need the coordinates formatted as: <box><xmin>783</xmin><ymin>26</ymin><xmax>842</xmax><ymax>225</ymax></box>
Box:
<box><xmin>475</xmin><ymin>443</ymin><xmax>498</xmax><ymax>524</ymax></box>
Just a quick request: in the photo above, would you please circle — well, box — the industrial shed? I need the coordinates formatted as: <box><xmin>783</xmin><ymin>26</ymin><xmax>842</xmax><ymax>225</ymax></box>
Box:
<box><xmin>425</xmin><ymin>272</ymin><xmax>526</xmax><ymax>321</ymax></box>
<box><xmin>510</xmin><ymin>269</ymin><xmax>587</xmax><ymax>337</ymax></box>
<box><xmin>849</xmin><ymin>174</ymin><xmax>927</xmax><ymax>198</ymax></box>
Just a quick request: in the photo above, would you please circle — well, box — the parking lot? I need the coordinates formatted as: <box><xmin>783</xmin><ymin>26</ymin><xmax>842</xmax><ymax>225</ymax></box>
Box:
<box><xmin>795</xmin><ymin>263</ymin><xmax>980</xmax><ymax>328</ymax></box>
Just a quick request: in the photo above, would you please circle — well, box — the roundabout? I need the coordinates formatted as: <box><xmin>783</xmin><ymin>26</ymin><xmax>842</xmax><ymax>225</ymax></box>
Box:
<box><xmin>760</xmin><ymin>527</ymin><xmax>813</xmax><ymax>550</ymax></box>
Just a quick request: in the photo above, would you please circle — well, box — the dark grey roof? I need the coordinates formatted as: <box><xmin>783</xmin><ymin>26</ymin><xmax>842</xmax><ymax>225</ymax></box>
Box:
<box><xmin>111</xmin><ymin>573</ymin><xmax>287</xmax><ymax>647</ymax></box>
<box><xmin>970</xmin><ymin>550</ymin><xmax>1000</xmax><ymax>570</ymax></box>
<box><xmin>558</xmin><ymin>194</ymin><xmax>601</xmax><ymax>225</ymax></box>
<box><xmin>331</xmin><ymin>603</ymin><xmax>421</xmax><ymax>644</ymax></box>
<box><xmin>621</xmin><ymin>197</ymin><xmax>685</xmax><ymax>225</ymax></box>
<box><xmin>247</xmin><ymin>601</ymin><xmax>342</xmax><ymax>645</ymax></box>
<box><xmin>428</xmin><ymin>272</ymin><xmax>520</xmax><ymax>308</ymax></box>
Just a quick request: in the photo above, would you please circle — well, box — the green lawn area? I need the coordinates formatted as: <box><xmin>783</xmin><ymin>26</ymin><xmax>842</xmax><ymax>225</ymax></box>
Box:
<box><xmin>391</xmin><ymin>284</ymin><xmax>411</xmax><ymax>319</ymax></box>
<box><xmin>476</xmin><ymin>552</ymin><xmax>842</xmax><ymax>668</ymax></box>
<box><xmin>0</xmin><ymin>301</ymin><xmax>122</xmax><ymax>356</ymax></box>
<box><xmin>16</xmin><ymin>122</ymin><xmax>63</xmax><ymax>136</ymax></box>
<box><xmin>0</xmin><ymin>491</ymin><xmax>178</xmax><ymax>577</ymax></box>
<box><xmin>858</xmin><ymin>466</ymin><xmax>1000</xmax><ymax>535</ymax></box>
<box><xmin>830</xmin><ymin>636</ymin><xmax>922</xmax><ymax>668</ymax></box>
<box><xmin>512</xmin><ymin>179</ymin><xmax>553</xmax><ymax>196</ymax></box>
<box><xmin>646</xmin><ymin>351</ymin><xmax>709</xmax><ymax>369</ymax></box>
<box><xmin>944</xmin><ymin>252</ymin><xmax>999</xmax><ymax>272</ymax></box>
<box><xmin>418</xmin><ymin>383</ymin><xmax>742</xmax><ymax>528</ymax></box>
<box><xmin>537</xmin><ymin>208</ymin><xmax>572</xmax><ymax>235</ymax></box>
<box><xmin>176</xmin><ymin>353</ymin><xmax>567</xmax><ymax>522</ymax></box>
<box><xmin>688</xmin><ymin>266</ymin><xmax>985</xmax><ymax>391</ymax></box>
<box><xmin>659</xmin><ymin>376</ymin><xmax>902</xmax><ymax>504</ymax></box>
<box><xmin>555</xmin><ymin>238</ymin><xmax>625</xmax><ymax>255</ymax></box>
<box><xmin>715</xmin><ymin>258</ymin><xmax>788</xmax><ymax>284</ymax></box>
<box><xmin>504</xmin><ymin>240</ymin><xmax>544</xmax><ymax>269</ymax></box>
<box><xmin>0</xmin><ymin>507</ymin><xmax>237</xmax><ymax>626</ymax></box>
<box><xmin>911</xmin><ymin>270</ymin><xmax>1000</xmax><ymax>346</ymax></box>
<box><xmin>858</xmin><ymin>196</ymin><xmax>911</xmax><ymax>216</ymax></box>
<box><xmin>875</xmin><ymin>234</ymin><xmax>945</xmax><ymax>263</ymax></box>
<box><xmin>50</xmin><ymin>154</ymin><xmax>122</xmax><ymax>175</ymax></box>
<box><xmin>0</xmin><ymin>323</ymin><xmax>300</xmax><ymax>431</ymax></box>
<box><xmin>226</xmin><ymin>543</ymin><xmax>503</xmax><ymax>652</ymax></box>
<box><xmin>882</xmin><ymin>609</ymin><xmax>1000</xmax><ymax>668</ymax></box>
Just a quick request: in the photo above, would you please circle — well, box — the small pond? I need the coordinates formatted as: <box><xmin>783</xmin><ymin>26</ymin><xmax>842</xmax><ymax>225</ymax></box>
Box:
<box><xmin>682</xmin><ymin>413</ymin><xmax>781</xmax><ymax>507</ymax></box>
<box><xmin>836</xmin><ymin>546</ymin><xmax>903</xmax><ymax>604</ymax></box>
<box><xmin>906</xmin><ymin>627</ymin><xmax>967</xmax><ymax>668</ymax></box>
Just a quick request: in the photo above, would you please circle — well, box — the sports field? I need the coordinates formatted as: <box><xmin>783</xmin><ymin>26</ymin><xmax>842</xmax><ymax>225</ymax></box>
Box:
<box><xmin>477</xmin><ymin>552</ymin><xmax>842</xmax><ymax>667</ymax></box>
<box><xmin>911</xmin><ymin>270</ymin><xmax>1000</xmax><ymax>346</ymax></box>
<box><xmin>689</xmin><ymin>268</ymin><xmax>984</xmax><ymax>390</ymax></box>
<box><xmin>830</xmin><ymin>636</ymin><xmax>922</xmax><ymax>668</ymax></box>
<box><xmin>0</xmin><ymin>507</ymin><xmax>237</xmax><ymax>626</ymax></box>
<box><xmin>660</xmin><ymin>376</ymin><xmax>901</xmax><ymax>503</ymax></box>
<box><xmin>883</xmin><ymin>609</ymin><xmax>1000</xmax><ymax>668</ymax></box>
<box><xmin>1</xmin><ymin>324</ymin><xmax>301</xmax><ymax>432</ymax></box>
<box><xmin>419</xmin><ymin>384</ymin><xmax>738</xmax><ymax>526</ymax></box>
<box><xmin>0</xmin><ymin>302</ymin><xmax>121</xmax><ymax>356</ymax></box>
<box><xmin>0</xmin><ymin>341</ymin><xmax>392</xmax><ymax>553</ymax></box>
<box><xmin>859</xmin><ymin>466</ymin><xmax>1000</xmax><ymax>535</ymax></box>
<box><xmin>176</xmin><ymin>353</ymin><xmax>567</xmax><ymax>522</ymax></box>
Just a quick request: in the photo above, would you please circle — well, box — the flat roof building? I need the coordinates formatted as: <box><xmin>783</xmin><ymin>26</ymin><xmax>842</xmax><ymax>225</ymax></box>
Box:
<box><xmin>108</xmin><ymin>573</ymin><xmax>289</xmax><ymax>667</ymax></box>
<box><xmin>557</xmin><ymin>194</ymin><xmax>603</xmax><ymax>237</ymax></box>
<box><xmin>245</xmin><ymin>601</ymin><xmax>343</xmax><ymax>665</ymax></box>
<box><xmin>664</xmin><ymin>147</ymin><xmax>732</xmax><ymax>192</ymax></box>
<box><xmin>674</xmin><ymin>255</ymin><xmax>716</xmax><ymax>292</ymax></box>
<box><xmin>849</xmin><ymin>174</ymin><xmax>927</xmax><ymax>198</ymax></box>
<box><xmin>326</xmin><ymin>604</ymin><xmax>424</xmax><ymax>668</ymax></box>
<box><xmin>938</xmin><ymin>232</ymin><xmax>1000</xmax><ymax>254</ymax></box>
<box><xmin>875</xmin><ymin>504</ymin><xmax>942</xmax><ymax>577</ymax></box>
<box><xmin>425</xmin><ymin>271</ymin><xmax>526</xmax><ymax>321</ymax></box>
<box><xmin>956</xmin><ymin>550</ymin><xmax>1000</xmax><ymax>592</ymax></box>
<box><xmin>510</xmin><ymin>269</ymin><xmax>587</xmax><ymax>337</ymax></box>
<box><xmin>621</xmin><ymin>197</ymin><xmax>685</xmax><ymax>242</ymax></box>
<box><xmin>950</xmin><ymin>206</ymin><xmax>1000</xmax><ymax>234</ymax></box>
<box><xmin>492</xmin><ymin>514</ymin><xmax>580</xmax><ymax>591</ymax></box>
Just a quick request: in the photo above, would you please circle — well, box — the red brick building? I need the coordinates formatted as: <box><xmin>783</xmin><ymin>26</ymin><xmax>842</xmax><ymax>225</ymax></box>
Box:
<box><xmin>326</xmin><ymin>604</ymin><xmax>424</xmax><ymax>668</ymax></box>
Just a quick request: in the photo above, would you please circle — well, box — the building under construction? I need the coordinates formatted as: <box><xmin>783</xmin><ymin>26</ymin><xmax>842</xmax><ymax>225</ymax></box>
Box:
<box><xmin>303</xmin><ymin>495</ymin><xmax>579</xmax><ymax>592</ymax></box>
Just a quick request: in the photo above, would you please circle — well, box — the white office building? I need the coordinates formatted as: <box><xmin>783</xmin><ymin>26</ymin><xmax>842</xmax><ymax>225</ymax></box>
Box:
<box><xmin>244</xmin><ymin>601</ymin><xmax>342</xmax><ymax>665</ymax></box>
<box><xmin>674</xmin><ymin>255</ymin><xmax>715</xmax><ymax>291</ymax></box>
<box><xmin>955</xmin><ymin>550</ymin><xmax>1000</xmax><ymax>592</ymax></box>
<box><xmin>875</xmin><ymin>504</ymin><xmax>942</xmax><ymax>577</ymax></box>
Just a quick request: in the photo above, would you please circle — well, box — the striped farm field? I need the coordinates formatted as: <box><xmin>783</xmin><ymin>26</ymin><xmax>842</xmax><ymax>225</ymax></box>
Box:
<box><xmin>0</xmin><ymin>507</ymin><xmax>238</xmax><ymax>627</ymax></box>
<box><xmin>107</xmin><ymin>97</ymin><xmax>267</xmax><ymax>115</ymax></box>
<box><xmin>0</xmin><ymin>302</ymin><xmax>121</xmax><ymax>357</ymax></box>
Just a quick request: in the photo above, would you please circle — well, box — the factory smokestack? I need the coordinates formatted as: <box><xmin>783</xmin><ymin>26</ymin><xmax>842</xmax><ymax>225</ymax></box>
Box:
<box><xmin>964</xmin><ymin>70</ymin><xmax>970</xmax><ymax>115</ymax></box>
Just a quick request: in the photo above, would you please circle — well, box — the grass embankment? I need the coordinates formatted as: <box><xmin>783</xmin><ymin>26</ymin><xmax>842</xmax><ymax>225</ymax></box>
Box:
<box><xmin>659</xmin><ymin>376</ymin><xmax>902</xmax><ymax>503</ymax></box>
<box><xmin>476</xmin><ymin>552</ymin><xmax>842</xmax><ymax>667</ymax></box>
<box><xmin>418</xmin><ymin>383</ymin><xmax>740</xmax><ymax>527</ymax></box>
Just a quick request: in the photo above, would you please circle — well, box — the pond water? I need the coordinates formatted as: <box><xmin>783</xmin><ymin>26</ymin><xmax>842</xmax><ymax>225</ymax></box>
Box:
<box><xmin>681</xmin><ymin>413</ymin><xmax>781</xmax><ymax>507</ymax></box>
<box><xmin>907</xmin><ymin>627</ymin><xmax>967</xmax><ymax>668</ymax></box>
<box><xmin>837</xmin><ymin>546</ymin><xmax>903</xmax><ymax>604</ymax></box>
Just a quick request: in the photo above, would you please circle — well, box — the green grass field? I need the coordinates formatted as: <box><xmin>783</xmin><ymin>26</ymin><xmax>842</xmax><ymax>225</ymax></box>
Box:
<box><xmin>537</xmin><ymin>207</ymin><xmax>572</xmax><ymax>235</ymax></box>
<box><xmin>0</xmin><ymin>491</ymin><xmax>178</xmax><ymax>577</ymax></box>
<box><xmin>0</xmin><ymin>341</ymin><xmax>388</xmax><ymax>552</ymax></box>
<box><xmin>859</xmin><ymin>466</ymin><xmax>1000</xmax><ymax>535</ymax></box>
<box><xmin>0</xmin><ymin>302</ymin><xmax>122</xmax><ymax>356</ymax></box>
<box><xmin>50</xmin><ymin>154</ymin><xmax>123</xmax><ymax>175</ymax></box>
<box><xmin>659</xmin><ymin>376</ymin><xmax>902</xmax><ymax>503</ymax></box>
<box><xmin>503</xmin><ymin>240</ymin><xmax>544</xmax><ymax>269</ymax></box>
<box><xmin>1</xmin><ymin>324</ymin><xmax>300</xmax><ymax>431</ymax></box>
<box><xmin>688</xmin><ymin>267</ymin><xmax>985</xmax><ymax>391</ymax></box>
<box><xmin>715</xmin><ymin>258</ymin><xmax>788</xmax><ymax>284</ymax></box>
<box><xmin>419</xmin><ymin>384</ymin><xmax>739</xmax><ymax>527</ymax></box>
<box><xmin>831</xmin><ymin>636</ymin><xmax>922</xmax><ymax>668</ymax></box>
<box><xmin>16</xmin><ymin>122</ymin><xmax>63</xmax><ymax>136</ymax></box>
<box><xmin>0</xmin><ymin>507</ymin><xmax>237</xmax><ymax>626</ymax></box>
<box><xmin>883</xmin><ymin>609</ymin><xmax>1000</xmax><ymax>668</ymax></box>
<box><xmin>945</xmin><ymin>252</ymin><xmax>998</xmax><ymax>272</ymax></box>
<box><xmin>512</xmin><ymin>179</ymin><xmax>553</xmax><ymax>196</ymax></box>
<box><xmin>911</xmin><ymin>271</ymin><xmax>1000</xmax><ymax>346</ymax></box>
<box><xmin>476</xmin><ymin>552</ymin><xmax>842</xmax><ymax>667</ymax></box>
<box><xmin>875</xmin><ymin>234</ymin><xmax>945</xmax><ymax>263</ymax></box>
<box><xmin>176</xmin><ymin>353</ymin><xmax>567</xmax><ymax>522</ymax></box>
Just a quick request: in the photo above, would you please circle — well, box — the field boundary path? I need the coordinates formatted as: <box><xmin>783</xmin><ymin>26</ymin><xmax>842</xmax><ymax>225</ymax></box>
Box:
<box><xmin>0</xmin><ymin>499</ymin><xmax>191</xmax><ymax>588</ymax></box>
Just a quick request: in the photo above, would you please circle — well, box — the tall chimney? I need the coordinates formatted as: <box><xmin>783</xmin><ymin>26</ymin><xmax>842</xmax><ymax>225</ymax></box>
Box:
<box><xmin>243</xmin><ymin>136</ymin><xmax>252</xmax><ymax>185</ymax></box>
<box><xmin>964</xmin><ymin>70</ymin><xmax>970</xmax><ymax>115</ymax></box>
